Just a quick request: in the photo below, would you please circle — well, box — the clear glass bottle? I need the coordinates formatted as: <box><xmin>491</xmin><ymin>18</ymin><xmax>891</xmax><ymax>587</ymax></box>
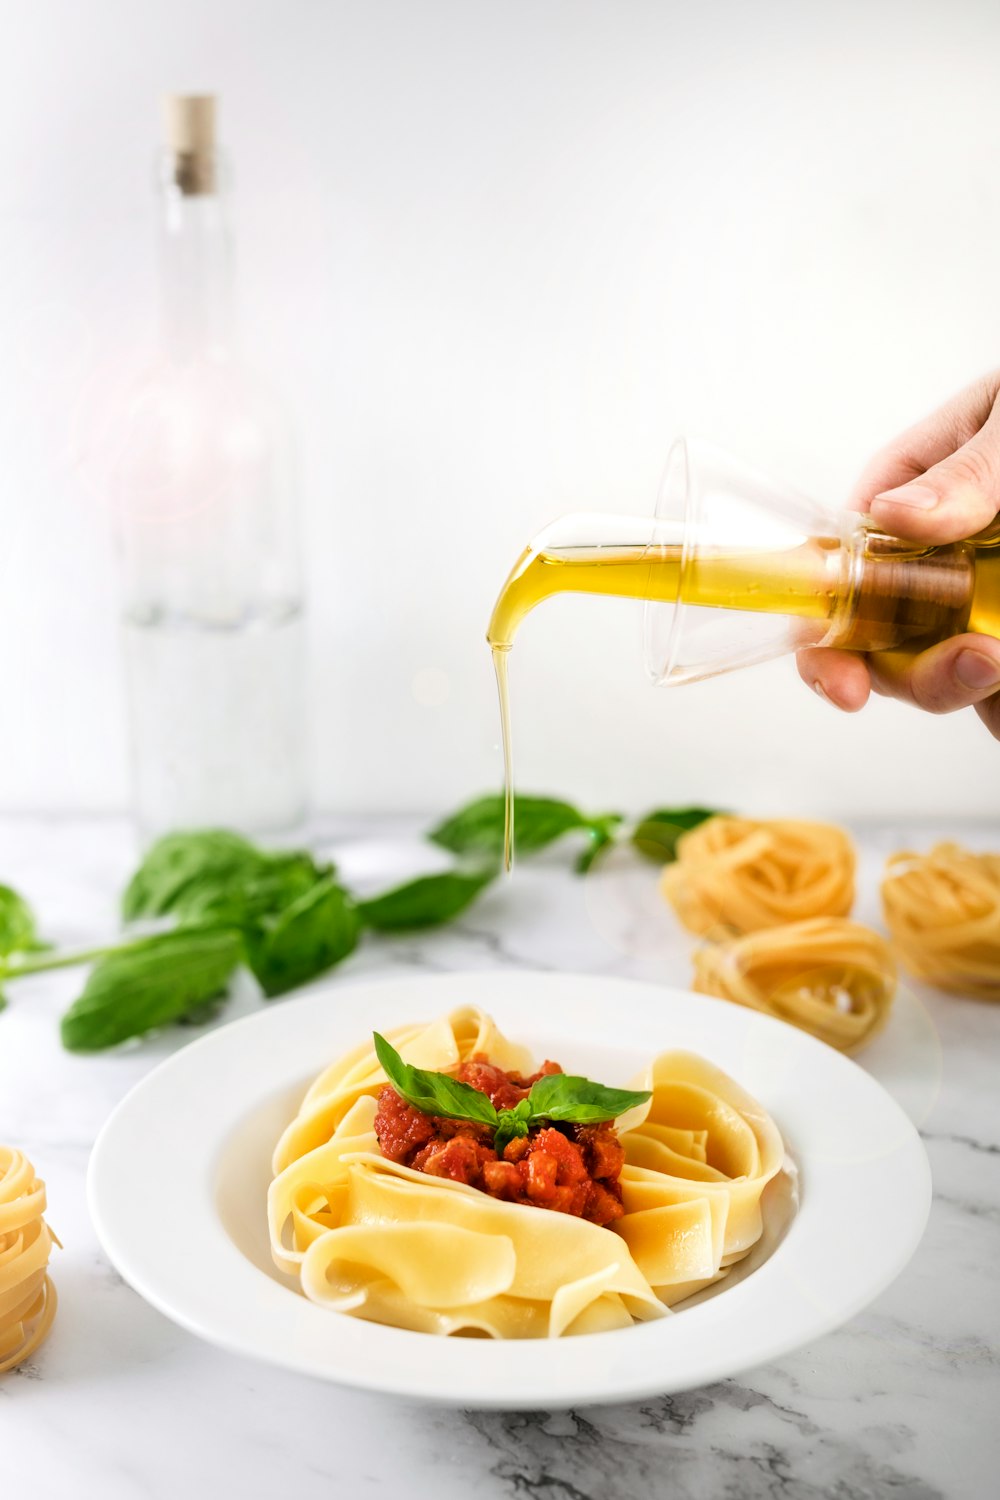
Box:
<box><xmin>112</xmin><ymin>95</ymin><xmax>307</xmax><ymax>835</ymax></box>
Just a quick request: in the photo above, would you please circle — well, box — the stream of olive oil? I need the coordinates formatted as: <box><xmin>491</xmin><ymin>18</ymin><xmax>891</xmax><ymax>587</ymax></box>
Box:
<box><xmin>488</xmin><ymin>528</ymin><xmax>1000</xmax><ymax>870</ymax></box>
<box><xmin>492</xmin><ymin>644</ymin><xmax>515</xmax><ymax>870</ymax></box>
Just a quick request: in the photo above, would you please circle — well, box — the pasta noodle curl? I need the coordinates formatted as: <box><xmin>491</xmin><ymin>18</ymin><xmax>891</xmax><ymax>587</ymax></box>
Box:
<box><xmin>882</xmin><ymin>843</ymin><xmax>1000</xmax><ymax>1002</ymax></box>
<box><xmin>268</xmin><ymin>1008</ymin><xmax>785</xmax><ymax>1338</ymax></box>
<box><xmin>691</xmin><ymin>917</ymin><xmax>896</xmax><ymax>1054</ymax></box>
<box><xmin>660</xmin><ymin>816</ymin><xmax>855</xmax><ymax>937</ymax></box>
<box><xmin>1</xmin><ymin>1147</ymin><xmax>58</xmax><ymax>1372</ymax></box>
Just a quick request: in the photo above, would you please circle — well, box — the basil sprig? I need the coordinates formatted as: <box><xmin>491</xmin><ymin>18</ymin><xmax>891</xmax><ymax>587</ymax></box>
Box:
<box><xmin>373</xmin><ymin>1032</ymin><xmax>650</xmax><ymax>1154</ymax></box>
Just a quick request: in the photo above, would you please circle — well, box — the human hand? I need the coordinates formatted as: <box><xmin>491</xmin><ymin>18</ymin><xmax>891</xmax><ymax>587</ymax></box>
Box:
<box><xmin>797</xmin><ymin>371</ymin><xmax>1000</xmax><ymax>739</ymax></box>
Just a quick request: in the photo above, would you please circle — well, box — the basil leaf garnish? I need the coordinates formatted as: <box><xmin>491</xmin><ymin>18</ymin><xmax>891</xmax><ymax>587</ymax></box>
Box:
<box><xmin>373</xmin><ymin>1032</ymin><xmax>500</xmax><ymax>1126</ymax></box>
<box><xmin>493</xmin><ymin>1098</ymin><xmax>532</xmax><ymax>1155</ymax></box>
<box><xmin>372</xmin><ymin>1033</ymin><xmax>651</xmax><ymax>1151</ymax></box>
<box><xmin>526</xmin><ymin>1072</ymin><xmax>652</xmax><ymax>1123</ymax></box>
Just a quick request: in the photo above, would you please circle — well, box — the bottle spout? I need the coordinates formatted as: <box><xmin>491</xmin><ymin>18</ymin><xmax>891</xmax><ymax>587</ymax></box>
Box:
<box><xmin>487</xmin><ymin>441</ymin><xmax>852</xmax><ymax>677</ymax></box>
<box><xmin>528</xmin><ymin>512</ymin><xmax>681</xmax><ymax>556</ymax></box>
<box><xmin>486</xmin><ymin>513</ymin><xmax>676</xmax><ymax>651</ymax></box>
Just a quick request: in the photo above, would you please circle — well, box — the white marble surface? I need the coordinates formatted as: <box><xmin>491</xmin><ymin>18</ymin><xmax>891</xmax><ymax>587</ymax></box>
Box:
<box><xmin>1</xmin><ymin>813</ymin><xmax>998</xmax><ymax>1500</ymax></box>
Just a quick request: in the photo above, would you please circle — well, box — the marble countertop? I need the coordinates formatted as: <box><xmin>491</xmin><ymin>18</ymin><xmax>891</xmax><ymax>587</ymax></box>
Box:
<box><xmin>1</xmin><ymin>813</ymin><xmax>998</xmax><ymax>1500</ymax></box>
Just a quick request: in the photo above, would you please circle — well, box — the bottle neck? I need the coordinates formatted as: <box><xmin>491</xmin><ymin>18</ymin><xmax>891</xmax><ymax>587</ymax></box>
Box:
<box><xmin>156</xmin><ymin>152</ymin><xmax>235</xmax><ymax>357</ymax></box>
<box><xmin>829</xmin><ymin>517</ymin><xmax>974</xmax><ymax>651</ymax></box>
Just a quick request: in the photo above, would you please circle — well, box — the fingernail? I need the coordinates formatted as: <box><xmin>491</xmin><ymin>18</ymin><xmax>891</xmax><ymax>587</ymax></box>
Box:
<box><xmin>813</xmin><ymin>680</ymin><xmax>839</xmax><ymax>708</ymax></box>
<box><xmin>873</xmin><ymin>482</ymin><xmax>938</xmax><ymax>510</ymax></box>
<box><xmin>955</xmin><ymin>649</ymin><xmax>1000</xmax><ymax>690</ymax></box>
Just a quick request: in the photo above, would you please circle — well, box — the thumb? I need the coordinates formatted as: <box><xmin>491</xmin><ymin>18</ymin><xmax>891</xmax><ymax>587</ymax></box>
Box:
<box><xmin>869</xmin><ymin>394</ymin><xmax>1000</xmax><ymax>543</ymax></box>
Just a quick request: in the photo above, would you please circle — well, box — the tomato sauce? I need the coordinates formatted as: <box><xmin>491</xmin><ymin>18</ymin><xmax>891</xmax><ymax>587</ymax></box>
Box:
<box><xmin>373</xmin><ymin>1056</ymin><xmax>625</xmax><ymax>1227</ymax></box>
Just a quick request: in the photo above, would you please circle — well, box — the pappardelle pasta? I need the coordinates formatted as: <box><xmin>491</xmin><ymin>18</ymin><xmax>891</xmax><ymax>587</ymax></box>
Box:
<box><xmin>268</xmin><ymin>1008</ymin><xmax>785</xmax><ymax>1339</ymax></box>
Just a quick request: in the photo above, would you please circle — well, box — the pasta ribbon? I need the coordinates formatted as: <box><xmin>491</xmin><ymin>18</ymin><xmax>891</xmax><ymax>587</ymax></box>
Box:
<box><xmin>0</xmin><ymin>1147</ymin><xmax>58</xmax><ymax>1373</ymax></box>
<box><xmin>268</xmin><ymin>1009</ymin><xmax>785</xmax><ymax>1338</ymax></box>
<box><xmin>660</xmin><ymin>816</ymin><xmax>855</xmax><ymax>937</ymax></box>
<box><xmin>273</xmin><ymin>1008</ymin><xmax>534</xmax><ymax>1174</ymax></box>
<box><xmin>691</xmin><ymin>917</ymin><xmax>896</xmax><ymax>1054</ymax></box>
<box><xmin>882</xmin><ymin>843</ymin><xmax>1000</xmax><ymax>1002</ymax></box>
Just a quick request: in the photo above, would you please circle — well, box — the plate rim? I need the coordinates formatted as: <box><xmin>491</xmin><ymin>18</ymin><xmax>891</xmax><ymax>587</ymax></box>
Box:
<box><xmin>87</xmin><ymin>969</ymin><xmax>932</xmax><ymax>1409</ymax></box>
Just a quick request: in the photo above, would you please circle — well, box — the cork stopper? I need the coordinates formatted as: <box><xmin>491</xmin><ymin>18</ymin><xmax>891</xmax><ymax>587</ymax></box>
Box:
<box><xmin>162</xmin><ymin>94</ymin><xmax>217</xmax><ymax>195</ymax></box>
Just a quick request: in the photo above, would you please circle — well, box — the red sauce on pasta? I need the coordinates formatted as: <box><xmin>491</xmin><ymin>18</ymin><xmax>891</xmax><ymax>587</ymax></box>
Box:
<box><xmin>374</xmin><ymin>1056</ymin><xmax>625</xmax><ymax>1227</ymax></box>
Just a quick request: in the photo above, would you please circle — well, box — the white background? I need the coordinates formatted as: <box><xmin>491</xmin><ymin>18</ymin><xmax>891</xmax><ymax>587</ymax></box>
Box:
<box><xmin>1</xmin><ymin>0</ymin><xmax>999</xmax><ymax>820</ymax></box>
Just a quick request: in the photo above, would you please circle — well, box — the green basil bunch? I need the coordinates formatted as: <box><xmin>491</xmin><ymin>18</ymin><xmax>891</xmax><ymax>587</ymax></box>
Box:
<box><xmin>0</xmin><ymin>795</ymin><xmax>719</xmax><ymax>1051</ymax></box>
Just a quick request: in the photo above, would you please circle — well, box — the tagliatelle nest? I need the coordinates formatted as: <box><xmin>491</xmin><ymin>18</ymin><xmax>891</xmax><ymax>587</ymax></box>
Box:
<box><xmin>660</xmin><ymin>816</ymin><xmax>856</xmax><ymax>938</ymax></box>
<box><xmin>692</xmin><ymin>917</ymin><xmax>897</xmax><ymax>1054</ymax></box>
<box><xmin>1</xmin><ymin>1147</ymin><xmax>59</xmax><ymax>1372</ymax></box>
<box><xmin>882</xmin><ymin>843</ymin><xmax>1000</xmax><ymax>1002</ymax></box>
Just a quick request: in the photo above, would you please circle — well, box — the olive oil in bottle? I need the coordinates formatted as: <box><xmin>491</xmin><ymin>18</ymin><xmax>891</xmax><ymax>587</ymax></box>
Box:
<box><xmin>488</xmin><ymin>512</ymin><xmax>1000</xmax><ymax>870</ymax></box>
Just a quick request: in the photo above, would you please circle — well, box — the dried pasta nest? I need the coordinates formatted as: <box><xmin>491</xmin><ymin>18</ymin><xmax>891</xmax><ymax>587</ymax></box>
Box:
<box><xmin>1</xmin><ymin>1147</ymin><xmax>59</xmax><ymax>1373</ymax></box>
<box><xmin>692</xmin><ymin>917</ymin><xmax>897</xmax><ymax>1054</ymax></box>
<box><xmin>660</xmin><ymin>816</ymin><xmax>856</xmax><ymax>938</ymax></box>
<box><xmin>882</xmin><ymin>843</ymin><xmax>1000</xmax><ymax>1002</ymax></box>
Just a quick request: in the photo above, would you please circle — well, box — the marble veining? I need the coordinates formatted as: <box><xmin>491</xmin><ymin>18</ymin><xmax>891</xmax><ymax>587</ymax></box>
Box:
<box><xmin>0</xmin><ymin>814</ymin><xmax>998</xmax><ymax>1500</ymax></box>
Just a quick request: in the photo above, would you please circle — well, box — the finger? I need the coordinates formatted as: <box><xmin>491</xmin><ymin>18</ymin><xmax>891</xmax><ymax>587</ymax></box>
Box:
<box><xmin>796</xmin><ymin>647</ymin><xmax>871</xmax><ymax>712</ymax></box>
<box><xmin>868</xmin><ymin>384</ymin><xmax>1000</xmax><ymax>544</ymax></box>
<box><xmin>975</xmin><ymin>692</ymin><xmax>1000</xmax><ymax>743</ymax></box>
<box><xmin>867</xmin><ymin>633</ymin><xmax>1000</xmax><ymax>714</ymax></box>
<box><xmin>849</xmin><ymin>371</ymin><xmax>1000</xmax><ymax>514</ymax></box>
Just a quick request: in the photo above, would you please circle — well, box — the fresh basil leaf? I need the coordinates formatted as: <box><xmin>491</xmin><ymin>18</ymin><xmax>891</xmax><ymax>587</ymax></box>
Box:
<box><xmin>122</xmin><ymin>830</ymin><xmax>266</xmax><ymax>921</ymax></box>
<box><xmin>60</xmin><ymin>927</ymin><xmax>243</xmax><ymax>1052</ymax></box>
<box><xmin>373</xmin><ymin>1032</ymin><xmax>499</xmax><ymax>1127</ymax></box>
<box><xmin>631</xmin><ymin>807</ymin><xmax>721</xmax><ymax>864</ymax></box>
<box><xmin>494</xmin><ymin>1098</ymin><xmax>532</xmax><ymax>1155</ymax></box>
<box><xmin>527</xmin><ymin>1072</ymin><xmax>651</xmax><ymax>1124</ymax></box>
<box><xmin>429</xmin><ymin>794</ymin><xmax>621</xmax><ymax>861</ymax></box>
<box><xmin>245</xmin><ymin>877</ymin><xmax>360</xmax><ymax>998</ymax></box>
<box><xmin>176</xmin><ymin>851</ymin><xmax>330</xmax><ymax>929</ymax></box>
<box><xmin>0</xmin><ymin>883</ymin><xmax>39</xmax><ymax>958</ymax></box>
<box><xmin>359</xmin><ymin>868</ymin><xmax>496</xmax><ymax>932</ymax></box>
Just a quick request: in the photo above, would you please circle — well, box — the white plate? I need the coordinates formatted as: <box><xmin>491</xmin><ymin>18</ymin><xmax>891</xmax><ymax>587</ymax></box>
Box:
<box><xmin>88</xmin><ymin>971</ymin><xmax>931</xmax><ymax>1409</ymax></box>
